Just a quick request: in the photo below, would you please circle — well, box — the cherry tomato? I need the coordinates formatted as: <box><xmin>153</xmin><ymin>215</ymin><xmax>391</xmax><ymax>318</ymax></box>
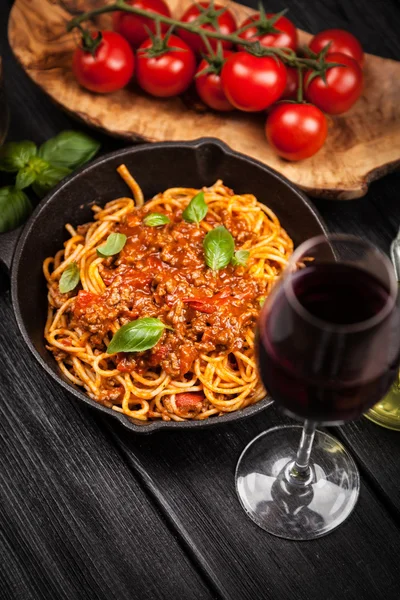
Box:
<box><xmin>72</xmin><ymin>31</ymin><xmax>135</xmax><ymax>93</ymax></box>
<box><xmin>182</xmin><ymin>288</ymin><xmax>232</xmax><ymax>312</ymax></box>
<box><xmin>309</xmin><ymin>29</ymin><xmax>364</xmax><ymax>67</ymax></box>
<box><xmin>136</xmin><ymin>35</ymin><xmax>196</xmax><ymax>97</ymax></box>
<box><xmin>112</xmin><ymin>0</ymin><xmax>171</xmax><ymax>49</ymax></box>
<box><xmin>175</xmin><ymin>392</ymin><xmax>204</xmax><ymax>408</ymax></box>
<box><xmin>195</xmin><ymin>51</ymin><xmax>234</xmax><ymax>111</ymax></box>
<box><xmin>238</xmin><ymin>13</ymin><xmax>298</xmax><ymax>52</ymax></box>
<box><xmin>266</xmin><ymin>102</ymin><xmax>328</xmax><ymax>161</ymax></box>
<box><xmin>175</xmin><ymin>392</ymin><xmax>204</xmax><ymax>417</ymax></box>
<box><xmin>304</xmin><ymin>52</ymin><xmax>363</xmax><ymax>115</ymax></box>
<box><xmin>178</xmin><ymin>2</ymin><xmax>237</xmax><ymax>55</ymax></box>
<box><xmin>183</xmin><ymin>297</ymin><xmax>217</xmax><ymax>313</ymax></box>
<box><xmin>221</xmin><ymin>52</ymin><xmax>287</xmax><ymax>112</ymax></box>
<box><xmin>281</xmin><ymin>66</ymin><xmax>299</xmax><ymax>100</ymax></box>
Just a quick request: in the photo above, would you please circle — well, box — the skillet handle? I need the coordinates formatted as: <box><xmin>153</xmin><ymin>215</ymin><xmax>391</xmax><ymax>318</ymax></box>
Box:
<box><xmin>0</xmin><ymin>227</ymin><xmax>21</xmax><ymax>273</ymax></box>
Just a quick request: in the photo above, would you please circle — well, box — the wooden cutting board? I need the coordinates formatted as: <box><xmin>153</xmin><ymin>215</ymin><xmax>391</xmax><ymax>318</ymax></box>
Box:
<box><xmin>8</xmin><ymin>0</ymin><xmax>400</xmax><ymax>199</ymax></box>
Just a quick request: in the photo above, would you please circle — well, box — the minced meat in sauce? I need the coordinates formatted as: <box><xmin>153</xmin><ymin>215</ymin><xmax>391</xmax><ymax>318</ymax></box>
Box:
<box><xmin>72</xmin><ymin>205</ymin><xmax>266</xmax><ymax>379</ymax></box>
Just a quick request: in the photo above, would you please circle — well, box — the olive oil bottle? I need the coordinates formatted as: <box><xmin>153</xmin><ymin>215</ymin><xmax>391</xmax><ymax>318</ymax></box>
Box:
<box><xmin>366</xmin><ymin>372</ymin><xmax>400</xmax><ymax>430</ymax></box>
<box><xmin>366</xmin><ymin>235</ymin><xmax>400</xmax><ymax>430</ymax></box>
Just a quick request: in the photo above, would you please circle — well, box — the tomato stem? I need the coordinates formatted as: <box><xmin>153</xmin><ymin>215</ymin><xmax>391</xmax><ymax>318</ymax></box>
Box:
<box><xmin>76</xmin><ymin>24</ymin><xmax>103</xmax><ymax>56</ymax></box>
<box><xmin>66</xmin><ymin>2</ymin><xmax>326</xmax><ymax>71</ymax></box>
<box><xmin>296</xmin><ymin>65</ymin><xmax>304</xmax><ymax>103</ymax></box>
<box><xmin>200</xmin><ymin>31</ymin><xmax>214</xmax><ymax>56</ymax></box>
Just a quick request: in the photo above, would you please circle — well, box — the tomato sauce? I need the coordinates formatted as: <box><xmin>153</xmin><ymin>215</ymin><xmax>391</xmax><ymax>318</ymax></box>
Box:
<box><xmin>72</xmin><ymin>206</ymin><xmax>266</xmax><ymax>378</ymax></box>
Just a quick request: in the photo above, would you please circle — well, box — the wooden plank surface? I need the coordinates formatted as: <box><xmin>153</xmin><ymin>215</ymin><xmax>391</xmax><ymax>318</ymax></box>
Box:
<box><xmin>337</xmin><ymin>419</ymin><xmax>400</xmax><ymax>517</ymax></box>
<box><xmin>0</xmin><ymin>294</ymin><xmax>215</xmax><ymax>600</ymax></box>
<box><xmin>2</xmin><ymin>0</ymin><xmax>400</xmax><ymax>599</ymax></box>
<box><xmin>104</xmin><ymin>407</ymin><xmax>400</xmax><ymax>600</ymax></box>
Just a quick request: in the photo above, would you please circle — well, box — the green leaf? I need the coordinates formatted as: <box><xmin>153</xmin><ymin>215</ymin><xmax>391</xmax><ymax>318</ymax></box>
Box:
<box><xmin>268</xmin><ymin>8</ymin><xmax>289</xmax><ymax>27</ymax></box>
<box><xmin>0</xmin><ymin>141</ymin><xmax>37</xmax><ymax>172</ymax></box>
<box><xmin>15</xmin><ymin>165</ymin><xmax>37</xmax><ymax>190</ymax></box>
<box><xmin>32</xmin><ymin>165</ymin><xmax>71</xmax><ymax>198</ymax></box>
<box><xmin>182</xmin><ymin>191</ymin><xmax>208</xmax><ymax>224</ymax></box>
<box><xmin>143</xmin><ymin>213</ymin><xmax>170</xmax><ymax>227</ymax></box>
<box><xmin>29</xmin><ymin>156</ymin><xmax>49</xmax><ymax>172</ymax></box>
<box><xmin>59</xmin><ymin>262</ymin><xmax>80</xmax><ymax>294</ymax></box>
<box><xmin>0</xmin><ymin>186</ymin><xmax>33</xmax><ymax>233</ymax></box>
<box><xmin>97</xmin><ymin>233</ymin><xmax>127</xmax><ymax>257</ymax></box>
<box><xmin>259</xmin><ymin>296</ymin><xmax>266</xmax><ymax>307</ymax></box>
<box><xmin>38</xmin><ymin>130</ymin><xmax>100</xmax><ymax>170</ymax></box>
<box><xmin>231</xmin><ymin>250</ymin><xmax>250</xmax><ymax>267</ymax></box>
<box><xmin>203</xmin><ymin>225</ymin><xmax>235</xmax><ymax>271</ymax></box>
<box><xmin>107</xmin><ymin>317</ymin><xmax>170</xmax><ymax>354</ymax></box>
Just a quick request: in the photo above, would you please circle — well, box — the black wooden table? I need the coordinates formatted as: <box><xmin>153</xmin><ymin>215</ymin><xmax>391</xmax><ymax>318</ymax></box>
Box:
<box><xmin>1</xmin><ymin>1</ymin><xmax>400</xmax><ymax>599</ymax></box>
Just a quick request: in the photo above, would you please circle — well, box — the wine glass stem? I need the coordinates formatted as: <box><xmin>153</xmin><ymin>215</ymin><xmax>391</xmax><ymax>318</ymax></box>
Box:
<box><xmin>295</xmin><ymin>420</ymin><xmax>316</xmax><ymax>470</ymax></box>
<box><xmin>286</xmin><ymin>420</ymin><xmax>317</xmax><ymax>484</ymax></box>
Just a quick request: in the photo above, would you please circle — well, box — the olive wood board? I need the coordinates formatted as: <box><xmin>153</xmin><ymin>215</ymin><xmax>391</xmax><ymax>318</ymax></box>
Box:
<box><xmin>8</xmin><ymin>0</ymin><xmax>400</xmax><ymax>199</ymax></box>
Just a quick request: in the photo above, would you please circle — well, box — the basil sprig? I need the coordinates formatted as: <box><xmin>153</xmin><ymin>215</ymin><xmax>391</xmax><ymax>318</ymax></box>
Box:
<box><xmin>0</xmin><ymin>131</ymin><xmax>100</xmax><ymax>232</ymax></box>
<box><xmin>143</xmin><ymin>213</ymin><xmax>170</xmax><ymax>227</ymax></box>
<box><xmin>107</xmin><ymin>317</ymin><xmax>171</xmax><ymax>354</ymax></box>
<box><xmin>231</xmin><ymin>250</ymin><xmax>250</xmax><ymax>267</ymax></box>
<box><xmin>59</xmin><ymin>262</ymin><xmax>80</xmax><ymax>294</ymax></box>
<box><xmin>97</xmin><ymin>233</ymin><xmax>127</xmax><ymax>257</ymax></box>
<box><xmin>203</xmin><ymin>226</ymin><xmax>235</xmax><ymax>271</ymax></box>
<box><xmin>0</xmin><ymin>187</ymin><xmax>32</xmax><ymax>233</ymax></box>
<box><xmin>182</xmin><ymin>191</ymin><xmax>208</xmax><ymax>224</ymax></box>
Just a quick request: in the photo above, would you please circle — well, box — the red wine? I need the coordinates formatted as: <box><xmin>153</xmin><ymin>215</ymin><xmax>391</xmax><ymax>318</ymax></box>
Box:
<box><xmin>259</xmin><ymin>263</ymin><xmax>400</xmax><ymax>423</ymax></box>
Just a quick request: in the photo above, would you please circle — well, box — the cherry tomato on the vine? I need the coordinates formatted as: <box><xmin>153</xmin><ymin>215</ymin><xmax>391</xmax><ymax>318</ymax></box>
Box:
<box><xmin>178</xmin><ymin>2</ymin><xmax>237</xmax><ymax>55</ymax></box>
<box><xmin>238</xmin><ymin>13</ymin><xmax>298</xmax><ymax>52</ymax></box>
<box><xmin>309</xmin><ymin>29</ymin><xmax>364</xmax><ymax>67</ymax></box>
<box><xmin>72</xmin><ymin>31</ymin><xmax>135</xmax><ymax>93</ymax></box>
<box><xmin>195</xmin><ymin>51</ymin><xmax>234</xmax><ymax>111</ymax></box>
<box><xmin>281</xmin><ymin>66</ymin><xmax>299</xmax><ymax>100</ymax></box>
<box><xmin>221</xmin><ymin>52</ymin><xmax>287</xmax><ymax>112</ymax></box>
<box><xmin>304</xmin><ymin>52</ymin><xmax>363</xmax><ymax>115</ymax></box>
<box><xmin>136</xmin><ymin>35</ymin><xmax>196</xmax><ymax>97</ymax></box>
<box><xmin>112</xmin><ymin>0</ymin><xmax>171</xmax><ymax>49</ymax></box>
<box><xmin>266</xmin><ymin>102</ymin><xmax>328</xmax><ymax>161</ymax></box>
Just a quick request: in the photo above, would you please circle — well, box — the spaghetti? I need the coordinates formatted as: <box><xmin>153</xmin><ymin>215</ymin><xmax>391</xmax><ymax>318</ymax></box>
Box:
<box><xmin>44</xmin><ymin>170</ymin><xmax>293</xmax><ymax>422</ymax></box>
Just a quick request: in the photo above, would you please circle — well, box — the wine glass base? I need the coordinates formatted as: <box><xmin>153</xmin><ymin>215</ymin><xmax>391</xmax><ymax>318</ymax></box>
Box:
<box><xmin>235</xmin><ymin>426</ymin><xmax>360</xmax><ymax>540</ymax></box>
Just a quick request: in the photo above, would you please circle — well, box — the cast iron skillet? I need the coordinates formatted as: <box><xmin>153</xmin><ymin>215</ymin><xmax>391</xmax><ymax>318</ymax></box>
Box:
<box><xmin>0</xmin><ymin>138</ymin><xmax>328</xmax><ymax>433</ymax></box>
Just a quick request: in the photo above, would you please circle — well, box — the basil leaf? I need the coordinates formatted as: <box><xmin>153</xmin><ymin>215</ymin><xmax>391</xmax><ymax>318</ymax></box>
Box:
<box><xmin>107</xmin><ymin>317</ymin><xmax>169</xmax><ymax>354</ymax></box>
<box><xmin>59</xmin><ymin>262</ymin><xmax>80</xmax><ymax>294</ymax></box>
<box><xmin>0</xmin><ymin>141</ymin><xmax>37</xmax><ymax>172</ymax></box>
<box><xmin>38</xmin><ymin>131</ymin><xmax>100</xmax><ymax>169</ymax></box>
<box><xmin>32</xmin><ymin>165</ymin><xmax>71</xmax><ymax>198</ymax></box>
<box><xmin>16</xmin><ymin>165</ymin><xmax>37</xmax><ymax>190</ymax></box>
<box><xmin>143</xmin><ymin>213</ymin><xmax>170</xmax><ymax>227</ymax></box>
<box><xmin>231</xmin><ymin>250</ymin><xmax>250</xmax><ymax>267</ymax></box>
<box><xmin>97</xmin><ymin>233</ymin><xmax>127</xmax><ymax>257</ymax></box>
<box><xmin>182</xmin><ymin>191</ymin><xmax>208</xmax><ymax>223</ymax></box>
<box><xmin>203</xmin><ymin>226</ymin><xmax>235</xmax><ymax>271</ymax></box>
<box><xmin>29</xmin><ymin>155</ymin><xmax>49</xmax><ymax>172</ymax></box>
<box><xmin>0</xmin><ymin>186</ymin><xmax>32</xmax><ymax>233</ymax></box>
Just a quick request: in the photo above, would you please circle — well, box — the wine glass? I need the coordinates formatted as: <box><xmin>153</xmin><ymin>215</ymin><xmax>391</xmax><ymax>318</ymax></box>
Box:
<box><xmin>236</xmin><ymin>234</ymin><xmax>400</xmax><ymax>540</ymax></box>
